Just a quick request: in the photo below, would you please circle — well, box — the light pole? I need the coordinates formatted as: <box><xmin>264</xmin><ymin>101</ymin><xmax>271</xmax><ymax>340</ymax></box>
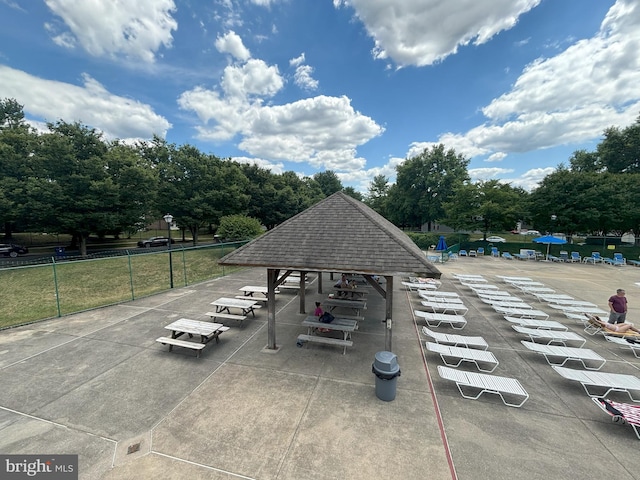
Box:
<box><xmin>163</xmin><ymin>213</ymin><xmax>174</xmax><ymax>289</ymax></box>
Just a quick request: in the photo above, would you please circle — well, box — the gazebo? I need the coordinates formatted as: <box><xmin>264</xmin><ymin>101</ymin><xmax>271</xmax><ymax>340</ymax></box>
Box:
<box><xmin>218</xmin><ymin>192</ymin><xmax>441</xmax><ymax>351</ymax></box>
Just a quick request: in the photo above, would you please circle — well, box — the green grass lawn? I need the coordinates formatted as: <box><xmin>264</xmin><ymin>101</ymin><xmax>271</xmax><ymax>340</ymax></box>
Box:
<box><xmin>0</xmin><ymin>244</ymin><xmax>242</xmax><ymax>329</ymax></box>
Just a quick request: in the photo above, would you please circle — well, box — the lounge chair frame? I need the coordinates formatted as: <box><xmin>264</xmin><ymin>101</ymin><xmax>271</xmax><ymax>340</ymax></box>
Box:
<box><xmin>422</xmin><ymin>326</ymin><xmax>488</xmax><ymax>350</ymax></box>
<box><xmin>427</xmin><ymin>342</ymin><xmax>499</xmax><ymax>372</ymax></box>
<box><xmin>437</xmin><ymin>366</ymin><xmax>529</xmax><ymax>407</ymax></box>
<box><xmin>414</xmin><ymin>310</ymin><xmax>467</xmax><ymax>329</ymax></box>
<box><xmin>520</xmin><ymin>341</ymin><xmax>606</xmax><ymax>370</ymax></box>
<box><xmin>552</xmin><ymin>366</ymin><xmax>640</xmax><ymax>401</ymax></box>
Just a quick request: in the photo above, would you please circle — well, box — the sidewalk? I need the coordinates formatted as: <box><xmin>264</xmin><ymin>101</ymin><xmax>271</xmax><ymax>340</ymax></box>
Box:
<box><xmin>1</xmin><ymin>260</ymin><xmax>639</xmax><ymax>479</ymax></box>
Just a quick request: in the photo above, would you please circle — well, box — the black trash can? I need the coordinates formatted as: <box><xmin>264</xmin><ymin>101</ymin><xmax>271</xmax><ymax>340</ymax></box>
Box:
<box><xmin>372</xmin><ymin>351</ymin><xmax>401</xmax><ymax>401</ymax></box>
<box><xmin>55</xmin><ymin>246</ymin><xmax>65</xmax><ymax>257</ymax></box>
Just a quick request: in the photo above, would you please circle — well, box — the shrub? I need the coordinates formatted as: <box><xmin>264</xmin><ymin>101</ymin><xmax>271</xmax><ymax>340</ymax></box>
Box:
<box><xmin>217</xmin><ymin>215</ymin><xmax>263</xmax><ymax>241</ymax></box>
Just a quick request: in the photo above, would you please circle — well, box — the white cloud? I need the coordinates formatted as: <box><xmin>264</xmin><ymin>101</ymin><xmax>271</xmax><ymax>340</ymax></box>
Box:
<box><xmin>231</xmin><ymin>156</ymin><xmax>285</xmax><ymax>174</ymax></box>
<box><xmin>44</xmin><ymin>0</ymin><xmax>177</xmax><ymax>62</ymax></box>
<box><xmin>334</xmin><ymin>0</ymin><xmax>541</xmax><ymax>66</ymax></box>
<box><xmin>215</xmin><ymin>30</ymin><xmax>251</xmax><ymax>61</ymax></box>
<box><xmin>486</xmin><ymin>152</ymin><xmax>507</xmax><ymax>162</ymax></box>
<box><xmin>293</xmin><ymin>65</ymin><xmax>319</xmax><ymax>91</ymax></box>
<box><xmin>0</xmin><ymin>65</ymin><xmax>171</xmax><ymax>140</ymax></box>
<box><xmin>289</xmin><ymin>53</ymin><xmax>319</xmax><ymax>91</ymax></box>
<box><xmin>179</xmin><ymin>32</ymin><xmax>383</xmax><ymax>171</ymax></box>
<box><xmin>471</xmin><ymin>0</ymin><xmax>640</xmax><ymax>153</ymax></box>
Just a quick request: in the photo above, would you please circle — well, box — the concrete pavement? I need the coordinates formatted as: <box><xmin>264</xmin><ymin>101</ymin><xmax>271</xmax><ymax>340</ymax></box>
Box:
<box><xmin>1</xmin><ymin>258</ymin><xmax>640</xmax><ymax>479</ymax></box>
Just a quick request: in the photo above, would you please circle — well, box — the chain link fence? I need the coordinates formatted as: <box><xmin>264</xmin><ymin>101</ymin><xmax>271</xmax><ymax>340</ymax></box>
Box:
<box><xmin>0</xmin><ymin>241</ymin><xmax>246</xmax><ymax>329</ymax></box>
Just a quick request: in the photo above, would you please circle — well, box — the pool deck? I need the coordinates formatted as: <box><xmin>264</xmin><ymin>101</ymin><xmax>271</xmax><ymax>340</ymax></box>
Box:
<box><xmin>1</xmin><ymin>258</ymin><xmax>639</xmax><ymax>479</ymax></box>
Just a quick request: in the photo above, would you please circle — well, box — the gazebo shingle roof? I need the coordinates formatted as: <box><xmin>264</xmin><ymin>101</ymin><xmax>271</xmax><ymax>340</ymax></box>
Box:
<box><xmin>219</xmin><ymin>191</ymin><xmax>441</xmax><ymax>278</ymax></box>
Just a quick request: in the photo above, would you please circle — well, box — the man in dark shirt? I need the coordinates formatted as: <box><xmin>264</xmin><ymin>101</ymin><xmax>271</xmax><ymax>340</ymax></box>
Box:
<box><xmin>608</xmin><ymin>289</ymin><xmax>627</xmax><ymax>324</ymax></box>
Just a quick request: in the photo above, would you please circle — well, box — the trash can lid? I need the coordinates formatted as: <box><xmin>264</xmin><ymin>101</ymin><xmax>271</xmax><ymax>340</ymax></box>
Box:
<box><xmin>373</xmin><ymin>351</ymin><xmax>399</xmax><ymax>373</ymax></box>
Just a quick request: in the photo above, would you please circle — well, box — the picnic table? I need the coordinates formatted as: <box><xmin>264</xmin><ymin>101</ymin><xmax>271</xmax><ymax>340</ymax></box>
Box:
<box><xmin>236</xmin><ymin>285</ymin><xmax>279</xmax><ymax>303</ymax></box>
<box><xmin>333</xmin><ymin>286</ymin><xmax>367</xmax><ymax>298</ymax></box>
<box><xmin>297</xmin><ymin>316</ymin><xmax>357</xmax><ymax>354</ymax></box>
<box><xmin>322</xmin><ymin>298</ymin><xmax>367</xmax><ymax>315</ymax></box>
<box><xmin>302</xmin><ymin>316</ymin><xmax>358</xmax><ymax>340</ymax></box>
<box><xmin>156</xmin><ymin>318</ymin><xmax>229</xmax><ymax>357</ymax></box>
<box><xmin>211</xmin><ymin>297</ymin><xmax>259</xmax><ymax>316</ymax></box>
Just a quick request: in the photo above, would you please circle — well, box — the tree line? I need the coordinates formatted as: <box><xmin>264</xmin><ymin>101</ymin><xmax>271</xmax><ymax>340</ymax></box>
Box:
<box><xmin>2</xmin><ymin>97</ymin><xmax>640</xmax><ymax>254</ymax></box>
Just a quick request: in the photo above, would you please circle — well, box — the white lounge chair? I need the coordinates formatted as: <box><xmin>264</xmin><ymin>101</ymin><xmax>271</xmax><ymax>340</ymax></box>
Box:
<box><xmin>534</xmin><ymin>293</ymin><xmax>575</xmax><ymax>301</ymax></box>
<box><xmin>517</xmin><ymin>287</ymin><xmax>556</xmax><ymax>295</ymax></box>
<box><xmin>427</xmin><ymin>342</ymin><xmax>499</xmax><ymax>372</ymax></box>
<box><xmin>490</xmin><ymin>301</ymin><xmax>533</xmax><ymax>310</ymax></box>
<box><xmin>422</xmin><ymin>327</ymin><xmax>488</xmax><ymax>350</ymax></box>
<box><xmin>494</xmin><ymin>307</ymin><xmax>549</xmax><ymax>319</ymax></box>
<box><xmin>605</xmin><ymin>336</ymin><xmax>640</xmax><ymax>358</ymax></box>
<box><xmin>504</xmin><ymin>316</ymin><xmax>567</xmax><ymax>330</ymax></box>
<box><xmin>592</xmin><ymin>397</ymin><xmax>640</xmax><ymax>440</ymax></box>
<box><xmin>496</xmin><ymin>276</ymin><xmax>532</xmax><ymax>282</ymax></box>
<box><xmin>401</xmin><ymin>281</ymin><xmax>438</xmax><ymax>291</ymax></box>
<box><xmin>453</xmin><ymin>274</ymin><xmax>484</xmax><ymax>280</ymax></box>
<box><xmin>418</xmin><ymin>290</ymin><xmax>460</xmax><ymax>299</ymax></box>
<box><xmin>437</xmin><ymin>366</ymin><xmax>529</xmax><ymax>407</ymax></box>
<box><xmin>477</xmin><ymin>292</ymin><xmax>524</xmax><ymax>303</ymax></box>
<box><xmin>512</xmin><ymin>325</ymin><xmax>586</xmax><ymax>347</ymax></box>
<box><xmin>419</xmin><ymin>295</ymin><xmax>465</xmax><ymax>304</ymax></box>
<box><xmin>520</xmin><ymin>341</ymin><xmax>606</xmax><ymax>370</ymax></box>
<box><xmin>414</xmin><ymin>310</ymin><xmax>467</xmax><ymax>329</ymax></box>
<box><xmin>420</xmin><ymin>301</ymin><xmax>469</xmax><ymax>315</ymax></box>
<box><xmin>465</xmin><ymin>283</ymin><xmax>500</xmax><ymax>291</ymax></box>
<box><xmin>552</xmin><ymin>366</ymin><xmax>640</xmax><ymax>401</ymax></box>
<box><xmin>504</xmin><ymin>280</ymin><xmax>545</xmax><ymax>287</ymax></box>
<box><xmin>458</xmin><ymin>277</ymin><xmax>487</xmax><ymax>284</ymax></box>
<box><xmin>544</xmin><ymin>299</ymin><xmax>598</xmax><ymax>308</ymax></box>
<box><xmin>475</xmin><ymin>291</ymin><xmax>513</xmax><ymax>298</ymax></box>
<box><xmin>548</xmin><ymin>304</ymin><xmax>608</xmax><ymax>315</ymax></box>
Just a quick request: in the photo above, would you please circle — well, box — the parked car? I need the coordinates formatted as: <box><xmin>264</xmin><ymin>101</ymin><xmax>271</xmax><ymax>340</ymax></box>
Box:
<box><xmin>486</xmin><ymin>236</ymin><xmax>506</xmax><ymax>243</ymax></box>
<box><xmin>0</xmin><ymin>243</ymin><xmax>29</xmax><ymax>257</ymax></box>
<box><xmin>520</xmin><ymin>230</ymin><xmax>540</xmax><ymax>236</ymax></box>
<box><xmin>137</xmin><ymin>236</ymin><xmax>175</xmax><ymax>248</ymax></box>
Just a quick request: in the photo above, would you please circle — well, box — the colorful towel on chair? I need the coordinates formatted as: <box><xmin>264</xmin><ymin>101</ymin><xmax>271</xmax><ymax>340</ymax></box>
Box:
<box><xmin>593</xmin><ymin>398</ymin><xmax>640</xmax><ymax>438</ymax></box>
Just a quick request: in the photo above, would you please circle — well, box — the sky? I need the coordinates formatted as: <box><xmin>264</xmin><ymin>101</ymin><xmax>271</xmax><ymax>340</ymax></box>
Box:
<box><xmin>1</xmin><ymin>0</ymin><xmax>639</xmax><ymax>193</ymax></box>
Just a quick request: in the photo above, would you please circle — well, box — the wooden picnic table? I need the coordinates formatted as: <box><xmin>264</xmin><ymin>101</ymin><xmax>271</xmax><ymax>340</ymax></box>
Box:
<box><xmin>302</xmin><ymin>316</ymin><xmax>358</xmax><ymax>340</ymax></box>
<box><xmin>157</xmin><ymin>318</ymin><xmax>230</xmax><ymax>357</ymax></box>
<box><xmin>238</xmin><ymin>285</ymin><xmax>278</xmax><ymax>297</ymax></box>
<box><xmin>211</xmin><ymin>297</ymin><xmax>259</xmax><ymax>316</ymax></box>
<box><xmin>322</xmin><ymin>298</ymin><xmax>367</xmax><ymax>316</ymax></box>
<box><xmin>333</xmin><ymin>287</ymin><xmax>367</xmax><ymax>298</ymax></box>
<box><xmin>164</xmin><ymin>318</ymin><xmax>226</xmax><ymax>343</ymax></box>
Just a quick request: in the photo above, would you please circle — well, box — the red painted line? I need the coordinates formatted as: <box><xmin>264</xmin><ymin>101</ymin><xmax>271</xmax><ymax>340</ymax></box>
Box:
<box><xmin>409</xmin><ymin>292</ymin><xmax>458</xmax><ymax>480</ymax></box>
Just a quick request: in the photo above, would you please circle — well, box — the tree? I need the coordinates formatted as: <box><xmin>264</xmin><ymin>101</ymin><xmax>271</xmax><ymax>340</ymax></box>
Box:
<box><xmin>597</xmin><ymin>116</ymin><xmax>640</xmax><ymax>173</ymax></box>
<box><xmin>365</xmin><ymin>174</ymin><xmax>390</xmax><ymax>216</ymax></box>
<box><xmin>388</xmin><ymin>144</ymin><xmax>470</xmax><ymax>230</ymax></box>
<box><xmin>141</xmin><ymin>139</ymin><xmax>250</xmax><ymax>244</ymax></box>
<box><xmin>443</xmin><ymin>180</ymin><xmax>525</xmax><ymax>237</ymax></box>
<box><xmin>342</xmin><ymin>186</ymin><xmax>363</xmax><ymax>201</ymax></box>
<box><xmin>313</xmin><ymin>170</ymin><xmax>342</xmax><ymax>196</ymax></box>
<box><xmin>0</xmin><ymin>99</ymin><xmax>37</xmax><ymax>237</ymax></box>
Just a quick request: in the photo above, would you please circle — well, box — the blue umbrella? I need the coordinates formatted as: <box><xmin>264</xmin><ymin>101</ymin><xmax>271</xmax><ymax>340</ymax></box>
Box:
<box><xmin>532</xmin><ymin>235</ymin><xmax>566</xmax><ymax>259</ymax></box>
<box><xmin>435</xmin><ymin>236</ymin><xmax>447</xmax><ymax>251</ymax></box>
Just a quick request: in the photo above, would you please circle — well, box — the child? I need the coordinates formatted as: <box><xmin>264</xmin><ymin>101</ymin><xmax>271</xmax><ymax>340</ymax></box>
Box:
<box><xmin>314</xmin><ymin>301</ymin><xmax>330</xmax><ymax>333</ymax></box>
